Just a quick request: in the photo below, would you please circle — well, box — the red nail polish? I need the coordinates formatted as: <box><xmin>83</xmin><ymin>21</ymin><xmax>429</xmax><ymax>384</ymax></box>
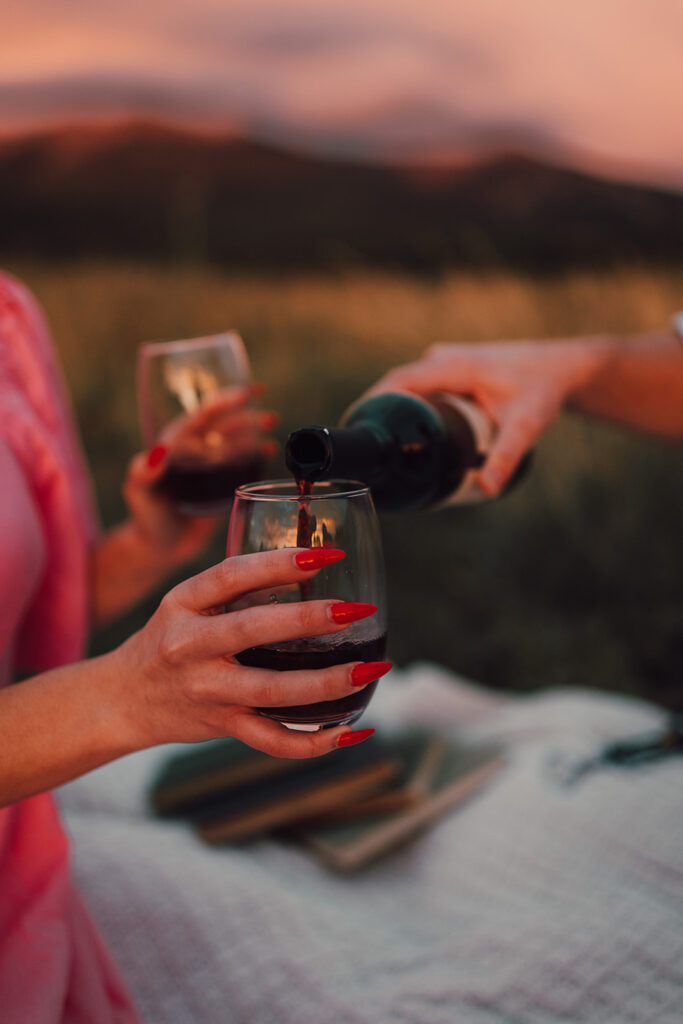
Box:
<box><xmin>295</xmin><ymin>548</ymin><xmax>346</xmax><ymax>570</ymax></box>
<box><xmin>337</xmin><ymin>728</ymin><xmax>375</xmax><ymax>747</ymax></box>
<box><xmin>350</xmin><ymin>661</ymin><xmax>392</xmax><ymax>686</ymax></box>
<box><xmin>147</xmin><ymin>444</ymin><xmax>167</xmax><ymax>468</ymax></box>
<box><xmin>261</xmin><ymin>411</ymin><xmax>280</xmax><ymax>429</ymax></box>
<box><xmin>329</xmin><ymin>602</ymin><xmax>378</xmax><ymax>624</ymax></box>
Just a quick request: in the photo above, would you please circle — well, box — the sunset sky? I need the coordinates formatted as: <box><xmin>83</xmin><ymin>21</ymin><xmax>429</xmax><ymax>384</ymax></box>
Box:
<box><xmin>2</xmin><ymin>0</ymin><xmax>682</xmax><ymax>187</ymax></box>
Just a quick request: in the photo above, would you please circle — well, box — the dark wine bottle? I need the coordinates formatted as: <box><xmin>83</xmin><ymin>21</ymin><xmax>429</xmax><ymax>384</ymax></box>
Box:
<box><xmin>285</xmin><ymin>391</ymin><xmax>525</xmax><ymax>513</ymax></box>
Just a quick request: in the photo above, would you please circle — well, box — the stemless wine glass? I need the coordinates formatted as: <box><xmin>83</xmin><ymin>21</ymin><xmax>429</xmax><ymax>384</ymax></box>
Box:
<box><xmin>227</xmin><ymin>480</ymin><xmax>387</xmax><ymax>731</ymax></box>
<box><xmin>137</xmin><ymin>332</ymin><xmax>265</xmax><ymax>515</ymax></box>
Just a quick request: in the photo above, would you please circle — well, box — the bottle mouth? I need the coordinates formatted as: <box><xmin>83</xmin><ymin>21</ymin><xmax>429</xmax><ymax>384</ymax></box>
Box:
<box><xmin>288</xmin><ymin>429</ymin><xmax>329</xmax><ymax>466</ymax></box>
<box><xmin>285</xmin><ymin>426</ymin><xmax>332</xmax><ymax>480</ymax></box>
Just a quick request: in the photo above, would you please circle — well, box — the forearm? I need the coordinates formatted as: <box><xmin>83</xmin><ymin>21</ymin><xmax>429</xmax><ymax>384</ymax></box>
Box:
<box><xmin>91</xmin><ymin>521</ymin><xmax>179</xmax><ymax>627</ymax></box>
<box><xmin>568</xmin><ymin>330</ymin><xmax>683</xmax><ymax>439</ymax></box>
<box><xmin>0</xmin><ymin>651</ymin><xmax>136</xmax><ymax>806</ymax></box>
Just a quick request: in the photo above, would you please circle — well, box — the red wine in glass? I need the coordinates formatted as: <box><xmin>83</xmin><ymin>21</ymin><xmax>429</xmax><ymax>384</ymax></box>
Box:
<box><xmin>296</xmin><ymin>477</ymin><xmax>313</xmax><ymax>599</ymax></box>
<box><xmin>236</xmin><ymin>633</ymin><xmax>387</xmax><ymax>727</ymax></box>
<box><xmin>155</xmin><ymin>453</ymin><xmax>265</xmax><ymax>512</ymax></box>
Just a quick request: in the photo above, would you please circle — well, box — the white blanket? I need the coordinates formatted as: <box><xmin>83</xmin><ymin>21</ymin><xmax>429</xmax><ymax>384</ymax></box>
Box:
<box><xmin>58</xmin><ymin>666</ymin><xmax>683</xmax><ymax>1024</ymax></box>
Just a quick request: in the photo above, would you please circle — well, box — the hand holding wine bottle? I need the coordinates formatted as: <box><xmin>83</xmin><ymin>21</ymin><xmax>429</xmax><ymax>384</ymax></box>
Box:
<box><xmin>286</xmin><ymin>389</ymin><xmax>500</xmax><ymax>513</ymax></box>
<box><xmin>366</xmin><ymin>338</ymin><xmax>618</xmax><ymax>496</ymax></box>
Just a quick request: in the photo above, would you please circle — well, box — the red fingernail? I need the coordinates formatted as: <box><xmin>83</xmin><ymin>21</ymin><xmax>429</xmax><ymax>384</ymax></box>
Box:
<box><xmin>350</xmin><ymin>661</ymin><xmax>392</xmax><ymax>686</ymax></box>
<box><xmin>295</xmin><ymin>548</ymin><xmax>346</xmax><ymax>570</ymax></box>
<box><xmin>261</xmin><ymin>411</ymin><xmax>280</xmax><ymax>429</ymax></box>
<box><xmin>329</xmin><ymin>602</ymin><xmax>378</xmax><ymax>624</ymax></box>
<box><xmin>147</xmin><ymin>444</ymin><xmax>167</xmax><ymax>468</ymax></box>
<box><xmin>337</xmin><ymin>728</ymin><xmax>375</xmax><ymax>747</ymax></box>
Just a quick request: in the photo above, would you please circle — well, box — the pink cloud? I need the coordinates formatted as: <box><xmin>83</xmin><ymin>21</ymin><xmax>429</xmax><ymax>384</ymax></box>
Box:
<box><xmin>1</xmin><ymin>0</ymin><xmax>681</xmax><ymax>188</ymax></box>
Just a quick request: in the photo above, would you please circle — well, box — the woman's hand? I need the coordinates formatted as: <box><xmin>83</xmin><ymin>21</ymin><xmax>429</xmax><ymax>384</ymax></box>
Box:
<box><xmin>125</xmin><ymin>383</ymin><xmax>278</xmax><ymax>568</ymax></box>
<box><xmin>92</xmin><ymin>385</ymin><xmax>280</xmax><ymax>626</ymax></box>
<box><xmin>371</xmin><ymin>338</ymin><xmax>615</xmax><ymax>495</ymax></box>
<box><xmin>112</xmin><ymin>548</ymin><xmax>384</xmax><ymax>758</ymax></box>
<box><xmin>1</xmin><ymin>548</ymin><xmax>385</xmax><ymax>805</ymax></box>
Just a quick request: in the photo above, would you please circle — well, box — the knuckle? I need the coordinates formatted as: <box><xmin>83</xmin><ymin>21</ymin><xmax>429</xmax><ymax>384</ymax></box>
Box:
<box><xmin>297</xmin><ymin>601</ymin><xmax>321</xmax><ymax>635</ymax></box>
<box><xmin>262</xmin><ymin>547</ymin><xmax>285</xmax><ymax>575</ymax></box>
<box><xmin>156</xmin><ymin>590</ymin><xmax>180</xmax><ymax>627</ymax></box>
<box><xmin>323</xmin><ymin>665</ymin><xmax>349</xmax><ymax>698</ymax></box>
<box><xmin>157</xmin><ymin>630</ymin><xmax>190</xmax><ymax>667</ymax></box>
<box><xmin>256</xmin><ymin>675</ymin><xmax>281</xmax><ymax>707</ymax></box>
<box><xmin>158</xmin><ymin>584</ymin><xmax>174</xmax><ymax>607</ymax></box>
<box><xmin>214</xmin><ymin>557</ymin><xmax>239</xmax><ymax>594</ymax></box>
<box><xmin>280</xmin><ymin>733</ymin><xmax>328</xmax><ymax>760</ymax></box>
<box><xmin>226</xmin><ymin>612</ymin><xmax>251</xmax><ymax>653</ymax></box>
<box><xmin>302</xmin><ymin>733</ymin><xmax>334</xmax><ymax>758</ymax></box>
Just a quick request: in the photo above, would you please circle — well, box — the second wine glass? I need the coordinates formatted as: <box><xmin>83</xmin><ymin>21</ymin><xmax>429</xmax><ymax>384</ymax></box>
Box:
<box><xmin>226</xmin><ymin>480</ymin><xmax>387</xmax><ymax>731</ymax></box>
<box><xmin>137</xmin><ymin>331</ymin><xmax>265</xmax><ymax>515</ymax></box>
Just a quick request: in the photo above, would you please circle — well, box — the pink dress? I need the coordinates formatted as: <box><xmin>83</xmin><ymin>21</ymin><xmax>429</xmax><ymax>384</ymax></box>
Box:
<box><xmin>0</xmin><ymin>272</ymin><xmax>140</xmax><ymax>1022</ymax></box>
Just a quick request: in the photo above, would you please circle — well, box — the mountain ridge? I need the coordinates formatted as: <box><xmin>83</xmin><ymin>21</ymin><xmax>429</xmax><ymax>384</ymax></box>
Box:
<box><xmin>2</xmin><ymin>120</ymin><xmax>681</xmax><ymax>270</ymax></box>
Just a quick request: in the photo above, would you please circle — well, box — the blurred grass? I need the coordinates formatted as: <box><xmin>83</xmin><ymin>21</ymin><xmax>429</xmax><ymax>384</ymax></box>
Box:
<box><xmin>9</xmin><ymin>259</ymin><xmax>683</xmax><ymax>709</ymax></box>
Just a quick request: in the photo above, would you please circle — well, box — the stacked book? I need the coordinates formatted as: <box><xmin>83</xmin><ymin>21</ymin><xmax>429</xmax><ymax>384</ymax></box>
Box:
<box><xmin>150</xmin><ymin>731</ymin><xmax>505</xmax><ymax>872</ymax></box>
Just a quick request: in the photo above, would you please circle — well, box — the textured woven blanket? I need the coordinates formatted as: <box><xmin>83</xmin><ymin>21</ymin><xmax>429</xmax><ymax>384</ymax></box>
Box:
<box><xmin>58</xmin><ymin>666</ymin><xmax>683</xmax><ymax>1024</ymax></box>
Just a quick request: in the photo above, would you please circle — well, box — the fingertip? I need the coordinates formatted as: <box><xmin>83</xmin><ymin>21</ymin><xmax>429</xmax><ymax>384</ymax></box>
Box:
<box><xmin>477</xmin><ymin>468</ymin><xmax>503</xmax><ymax>497</ymax></box>
<box><xmin>328</xmin><ymin>602</ymin><xmax>377</xmax><ymax>625</ymax></box>
<box><xmin>260</xmin><ymin>410</ymin><xmax>280</xmax><ymax>428</ymax></box>
<box><xmin>350</xmin><ymin>661</ymin><xmax>392</xmax><ymax>686</ymax></box>
<box><xmin>294</xmin><ymin>548</ymin><xmax>346</xmax><ymax>571</ymax></box>
<box><xmin>336</xmin><ymin>727</ymin><xmax>375</xmax><ymax>748</ymax></box>
<box><xmin>147</xmin><ymin>444</ymin><xmax>167</xmax><ymax>470</ymax></box>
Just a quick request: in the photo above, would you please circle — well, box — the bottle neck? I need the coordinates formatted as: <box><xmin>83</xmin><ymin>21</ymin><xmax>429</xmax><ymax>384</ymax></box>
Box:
<box><xmin>285</xmin><ymin>424</ymin><xmax>387</xmax><ymax>484</ymax></box>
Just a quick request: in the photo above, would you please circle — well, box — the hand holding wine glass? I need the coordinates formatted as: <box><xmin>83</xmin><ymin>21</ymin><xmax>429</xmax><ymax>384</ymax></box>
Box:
<box><xmin>93</xmin><ymin>330</ymin><xmax>277</xmax><ymax>617</ymax></box>
<box><xmin>114</xmin><ymin>547</ymin><xmax>384</xmax><ymax>756</ymax></box>
<box><xmin>137</xmin><ymin>332</ymin><xmax>276</xmax><ymax>516</ymax></box>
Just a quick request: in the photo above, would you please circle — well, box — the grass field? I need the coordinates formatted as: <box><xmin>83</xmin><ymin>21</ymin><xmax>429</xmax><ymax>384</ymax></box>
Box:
<box><xmin>9</xmin><ymin>260</ymin><xmax>683</xmax><ymax>709</ymax></box>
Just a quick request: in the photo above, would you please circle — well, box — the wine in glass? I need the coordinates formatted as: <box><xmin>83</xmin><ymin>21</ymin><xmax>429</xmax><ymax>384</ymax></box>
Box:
<box><xmin>226</xmin><ymin>480</ymin><xmax>387</xmax><ymax>731</ymax></box>
<box><xmin>137</xmin><ymin>332</ymin><xmax>265</xmax><ymax>514</ymax></box>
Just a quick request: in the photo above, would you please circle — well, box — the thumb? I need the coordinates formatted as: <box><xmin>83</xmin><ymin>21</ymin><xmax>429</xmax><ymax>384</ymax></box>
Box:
<box><xmin>143</xmin><ymin>445</ymin><xmax>168</xmax><ymax>478</ymax></box>
<box><xmin>126</xmin><ymin>447</ymin><xmax>168</xmax><ymax>494</ymax></box>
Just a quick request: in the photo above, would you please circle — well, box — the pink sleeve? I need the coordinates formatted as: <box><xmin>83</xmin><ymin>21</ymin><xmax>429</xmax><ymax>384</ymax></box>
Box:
<box><xmin>0</xmin><ymin>271</ymin><xmax>98</xmax><ymax>669</ymax></box>
<box><xmin>0</xmin><ymin>270</ymin><xmax>141</xmax><ymax>1022</ymax></box>
<box><xmin>0</xmin><ymin>441</ymin><xmax>46</xmax><ymax>663</ymax></box>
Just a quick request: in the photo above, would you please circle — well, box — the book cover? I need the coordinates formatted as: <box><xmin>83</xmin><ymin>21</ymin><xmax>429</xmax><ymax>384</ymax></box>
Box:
<box><xmin>150</xmin><ymin>735</ymin><xmax>402</xmax><ymax>841</ymax></box>
<box><xmin>293</xmin><ymin>735</ymin><xmax>506</xmax><ymax>872</ymax></box>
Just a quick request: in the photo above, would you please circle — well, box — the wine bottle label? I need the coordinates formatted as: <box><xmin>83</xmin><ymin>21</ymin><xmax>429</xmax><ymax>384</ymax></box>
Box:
<box><xmin>433</xmin><ymin>394</ymin><xmax>496</xmax><ymax>508</ymax></box>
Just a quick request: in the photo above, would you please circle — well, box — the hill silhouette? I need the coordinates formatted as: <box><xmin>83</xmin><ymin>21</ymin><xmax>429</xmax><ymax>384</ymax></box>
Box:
<box><xmin>1</xmin><ymin>120</ymin><xmax>681</xmax><ymax>270</ymax></box>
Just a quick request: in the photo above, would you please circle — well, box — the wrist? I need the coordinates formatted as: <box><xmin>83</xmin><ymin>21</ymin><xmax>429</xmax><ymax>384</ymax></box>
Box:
<box><xmin>121</xmin><ymin>518</ymin><xmax>175</xmax><ymax>568</ymax></box>
<box><xmin>78</xmin><ymin>646</ymin><xmax>145</xmax><ymax>761</ymax></box>
<box><xmin>95</xmin><ymin>638</ymin><xmax>152</xmax><ymax>755</ymax></box>
<box><xmin>564</xmin><ymin>334</ymin><xmax>620</xmax><ymax>410</ymax></box>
